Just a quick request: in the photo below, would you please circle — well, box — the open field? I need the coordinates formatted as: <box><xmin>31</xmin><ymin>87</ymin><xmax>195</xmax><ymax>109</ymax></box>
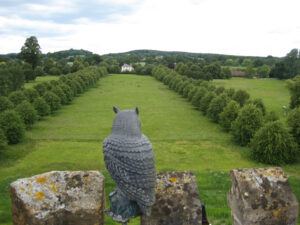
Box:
<box><xmin>24</xmin><ymin>75</ymin><xmax>59</xmax><ymax>89</ymax></box>
<box><xmin>213</xmin><ymin>78</ymin><xmax>290</xmax><ymax>120</ymax></box>
<box><xmin>0</xmin><ymin>74</ymin><xmax>299</xmax><ymax>225</ymax></box>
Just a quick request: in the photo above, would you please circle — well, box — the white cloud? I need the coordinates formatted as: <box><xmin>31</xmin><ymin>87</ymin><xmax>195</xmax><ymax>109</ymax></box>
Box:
<box><xmin>0</xmin><ymin>0</ymin><xmax>299</xmax><ymax>56</ymax></box>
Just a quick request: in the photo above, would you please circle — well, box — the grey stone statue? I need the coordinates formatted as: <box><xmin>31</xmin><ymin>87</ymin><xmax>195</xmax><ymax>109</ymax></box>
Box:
<box><xmin>103</xmin><ymin>106</ymin><xmax>156</xmax><ymax>224</ymax></box>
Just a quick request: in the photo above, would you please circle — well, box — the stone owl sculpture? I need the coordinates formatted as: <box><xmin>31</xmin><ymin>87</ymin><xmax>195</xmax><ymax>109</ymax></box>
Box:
<box><xmin>103</xmin><ymin>106</ymin><xmax>156</xmax><ymax>224</ymax></box>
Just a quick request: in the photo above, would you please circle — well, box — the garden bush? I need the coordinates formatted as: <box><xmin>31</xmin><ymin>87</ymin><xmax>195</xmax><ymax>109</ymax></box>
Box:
<box><xmin>233</xmin><ymin>89</ymin><xmax>250</xmax><ymax>106</ymax></box>
<box><xmin>219</xmin><ymin>100</ymin><xmax>240</xmax><ymax>131</ymax></box>
<box><xmin>199</xmin><ymin>91</ymin><xmax>216</xmax><ymax>115</ymax></box>
<box><xmin>252</xmin><ymin>98</ymin><xmax>266</xmax><ymax>115</ymax></box>
<box><xmin>8</xmin><ymin>90</ymin><xmax>27</xmax><ymax>106</ymax></box>
<box><xmin>51</xmin><ymin>86</ymin><xmax>67</xmax><ymax>105</ymax></box>
<box><xmin>231</xmin><ymin>104</ymin><xmax>263</xmax><ymax>146</ymax></box>
<box><xmin>287</xmin><ymin>107</ymin><xmax>300</xmax><ymax>146</ymax></box>
<box><xmin>215</xmin><ymin>86</ymin><xmax>225</xmax><ymax>95</ymax></box>
<box><xmin>33</xmin><ymin>82</ymin><xmax>47</xmax><ymax>96</ymax></box>
<box><xmin>191</xmin><ymin>87</ymin><xmax>208</xmax><ymax>107</ymax></box>
<box><xmin>43</xmin><ymin>91</ymin><xmax>61</xmax><ymax>113</ymax></box>
<box><xmin>264</xmin><ymin>110</ymin><xmax>279</xmax><ymax>122</ymax></box>
<box><xmin>0</xmin><ymin>96</ymin><xmax>14</xmax><ymax>112</ymax></box>
<box><xmin>59</xmin><ymin>83</ymin><xmax>73</xmax><ymax>103</ymax></box>
<box><xmin>0</xmin><ymin>110</ymin><xmax>25</xmax><ymax>144</ymax></box>
<box><xmin>15</xmin><ymin>101</ymin><xmax>38</xmax><ymax>127</ymax></box>
<box><xmin>33</xmin><ymin>97</ymin><xmax>51</xmax><ymax>117</ymax></box>
<box><xmin>251</xmin><ymin>121</ymin><xmax>297</xmax><ymax>164</ymax></box>
<box><xmin>0</xmin><ymin>128</ymin><xmax>7</xmax><ymax>149</ymax></box>
<box><xmin>23</xmin><ymin>88</ymin><xmax>39</xmax><ymax>103</ymax></box>
<box><xmin>207</xmin><ymin>93</ymin><xmax>229</xmax><ymax>122</ymax></box>
<box><xmin>187</xmin><ymin>87</ymin><xmax>198</xmax><ymax>102</ymax></box>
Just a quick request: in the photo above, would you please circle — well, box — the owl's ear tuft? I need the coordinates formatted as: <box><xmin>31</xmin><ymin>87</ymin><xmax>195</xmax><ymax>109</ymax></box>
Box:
<box><xmin>135</xmin><ymin>107</ymin><xmax>139</xmax><ymax>115</ymax></box>
<box><xmin>113</xmin><ymin>106</ymin><xmax>119</xmax><ymax>114</ymax></box>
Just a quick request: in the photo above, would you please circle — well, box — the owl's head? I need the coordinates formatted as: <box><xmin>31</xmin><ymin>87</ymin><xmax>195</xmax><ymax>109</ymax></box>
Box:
<box><xmin>111</xmin><ymin>106</ymin><xmax>142</xmax><ymax>138</ymax></box>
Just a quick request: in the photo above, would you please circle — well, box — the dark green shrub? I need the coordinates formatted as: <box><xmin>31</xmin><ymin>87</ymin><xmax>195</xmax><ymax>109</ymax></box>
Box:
<box><xmin>252</xmin><ymin>98</ymin><xmax>266</xmax><ymax>115</ymax></box>
<box><xmin>219</xmin><ymin>100</ymin><xmax>240</xmax><ymax>131</ymax></box>
<box><xmin>286</xmin><ymin>75</ymin><xmax>300</xmax><ymax>109</ymax></box>
<box><xmin>183</xmin><ymin>84</ymin><xmax>193</xmax><ymax>98</ymax></box>
<box><xmin>33</xmin><ymin>82</ymin><xmax>47</xmax><ymax>96</ymax></box>
<box><xmin>178</xmin><ymin>81</ymin><xmax>190</xmax><ymax>95</ymax></box>
<box><xmin>23</xmin><ymin>88</ymin><xmax>39</xmax><ymax>103</ymax></box>
<box><xmin>0</xmin><ymin>128</ymin><xmax>7</xmax><ymax>149</ymax></box>
<box><xmin>251</xmin><ymin>121</ymin><xmax>297</xmax><ymax>164</ymax></box>
<box><xmin>51</xmin><ymin>86</ymin><xmax>67</xmax><ymax>105</ymax></box>
<box><xmin>215</xmin><ymin>86</ymin><xmax>225</xmax><ymax>95</ymax></box>
<box><xmin>264</xmin><ymin>110</ymin><xmax>279</xmax><ymax>122</ymax></box>
<box><xmin>191</xmin><ymin>87</ymin><xmax>207</xmax><ymax>107</ymax></box>
<box><xmin>15</xmin><ymin>101</ymin><xmax>37</xmax><ymax>127</ymax></box>
<box><xmin>233</xmin><ymin>89</ymin><xmax>250</xmax><ymax>106</ymax></box>
<box><xmin>0</xmin><ymin>110</ymin><xmax>25</xmax><ymax>144</ymax></box>
<box><xmin>199</xmin><ymin>92</ymin><xmax>216</xmax><ymax>115</ymax></box>
<box><xmin>207</xmin><ymin>94</ymin><xmax>230</xmax><ymax>122</ymax></box>
<box><xmin>59</xmin><ymin>83</ymin><xmax>73</xmax><ymax>103</ymax></box>
<box><xmin>232</xmin><ymin>104</ymin><xmax>263</xmax><ymax>146</ymax></box>
<box><xmin>8</xmin><ymin>91</ymin><xmax>27</xmax><ymax>106</ymax></box>
<box><xmin>0</xmin><ymin>96</ymin><xmax>14</xmax><ymax>112</ymax></box>
<box><xmin>187</xmin><ymin>87</ymin><xmax>198</xmax><ymax>102</ymax></box>
<box><xmin>43</xmin><ymin>91</ymin><xmax>61</xmax><ymax>113</ymax></box>
<box><xmin>33</xmin><ymin>97</ymin><xmax>50</xmax><ymax>117</ymax></box>
<box><xmin>287</xmin><ymin>107</ymin><xmax>300</xmax><ymax>146</ymax></box>
<box><xmin>225</xmin><ymin>88</ymin><xmax>235</xmax><ymax>98</ymax></box>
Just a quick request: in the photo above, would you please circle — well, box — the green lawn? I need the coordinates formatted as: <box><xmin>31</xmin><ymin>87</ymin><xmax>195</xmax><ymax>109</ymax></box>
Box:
<box><xmin>0</xmin><ymin>74</ymin><xmax>299</xmax><ymax>225</ymax></box>
<box><xmin>213</xmin><ymin>77</ymin><xmax>290</xmax><ymax>120</ymax></box>
<box><xmin>24</xmin><ymin>75</ymin><xmax>59</xmax><ymax>89</ymax></box>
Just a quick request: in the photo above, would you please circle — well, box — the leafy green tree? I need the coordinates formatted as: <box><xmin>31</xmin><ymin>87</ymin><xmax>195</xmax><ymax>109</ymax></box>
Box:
<box><xmin>33</xmin><ymin>97</ymin><xmax>50</xmax><ymax>117</ymax></box>
<box><xmin>233</xmin><ymin>89</ymin><xmax>250</xmax><ymax>106</ymax></box>
<box><xmin>43</xmin><ymin>91</ymin><xmax>61</xmax><ymax>113</ymax></box>
<box><xmin>7</xmin><ymin>63</ymin><xmax>25</xmax><ymax>92</ymax></box>
<box><xmin>59</xmin><ymin>83</ymin><xmax>73</xmax><ymax>103</ymax></box>
<box><xmin>8</xmin><ymin>91</ymin><xmax>27</xmax><ymax>106</ymax></box>
<box><xmin>245</xmin><ymin>64</ymin><xmax>256</xmax><ymax>78</ymax></box>
<box><xmin>287</xmin><ymin>107</ymin><xmax>300</xmax><ymax>146</ymax></box>
<box><xmin>251</xmin><ymin>121</ymin><xmax>297</xmax><ymax>164</ymax></box>
<box><xmin>221</xmin><ymin>67</ymin><xmax>232</xmax><ymax>79</ymax></box>
<box><xmin>15</xmin><ymin>101</ymin><xmax>37</xmax><ymax>127</ymax></box>
<box><xmin>33</xmin><ymin>83</ymin><xmax>47</xmax><ymax>96</ymax></box>
<box><xmin>219</xmin><ymin>100</ymin><xmax>240</xmax><ymax>131</ymax></box>
<box><xmin>0</xmin><ymin>128</ymin><xmax>7</xmax><ymax>149</ymax></box>
<box><xmin>23</xmin><ymin>62</ymin><xmax>36</xmax><ymax>82</ymax></box>
<box><xmin>207</xmin><ymin>94</ymin><xmax>229</xmax><ymax>122</ymax></box>
<box><xmin>24</xmin><ymin>88</ymin><xmax>39</xmax><ymax>103</ymax></box>
<box><xmin>43</xmin><ymin>58</ymin><xmax>55</xmax><ymax>74</ymax></box>
<box><xmin>191</xmin><ymin>87</ymin><xmax>207</xmax><ymax>107</ymax></box>
<box><xmin>51</xmin><ymin>86</ymin><xmax>67</xmax><ymax>105</ymax></box>
<box><xmin>286</xmin><ymin>75</ymin><xmax>300</xmax><ymax>108</ymax></box>
<box><xmin>232</xmin><ymin>104</ymin><xmax>263</xmax><ymax>146</ymax></box>
<box><xmin>203</xmin><ymin>62</ymin><xmax>222</xmax><ymax>79</ymax></box>
<box><xmin>257</xmin><ymin>64</ymin><xmax>271</xmax><ymax>78</ymax></box>
<box><xmin>215</xmin><ymin>86</ymin><xmax>225</xmax><ymax>95</ymax></box>
<box><xmin>200</xmin><ymin>92</ymin><xmax>216</xmax><ymax>115</ymax></box>
<box><xmin>20</xmin><ymin>36</ymin><xmax>41</xmax><ymax>70</ymax></box>
<box><xmin>251</xmin><ymin>98</ymin><xmax>266</xmax><ymax>115</ymax></box>
<box><xmin>34</xmin><ymin>66</ymin><xmax>44</xmax><ymax>77</ymax></box>
<box><xmin>0</xmin><ymin>110</ymin><xmax>25</xmax><ymax>144</ymax></box>
<box><xmin>0</xmin><ymin>96</ymin><xmax>14</xmax><ymax>112</ymax></box>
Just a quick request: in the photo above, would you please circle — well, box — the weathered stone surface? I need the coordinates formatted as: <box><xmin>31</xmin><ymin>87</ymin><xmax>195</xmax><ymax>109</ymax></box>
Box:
<box><xmin>10</xmin><ymin>171</ymin><xmax>105</xmax><ymax>225</ymax></box>
<box><xmin>228</xmin><ymin>167</ymin><xmax>299</xmax><ymax>225</ymax></box>
<box><xmin>141</xmin><ymin>171</ymin><xmax>202</xmax><ymax>225</ymax></box>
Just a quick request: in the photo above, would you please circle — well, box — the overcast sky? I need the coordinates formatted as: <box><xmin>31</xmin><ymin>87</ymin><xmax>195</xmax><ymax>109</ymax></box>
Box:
<box><xmin>0</xmin><ymin>0</ymin><xmax>299</xmax><ymax>57</ymax></box>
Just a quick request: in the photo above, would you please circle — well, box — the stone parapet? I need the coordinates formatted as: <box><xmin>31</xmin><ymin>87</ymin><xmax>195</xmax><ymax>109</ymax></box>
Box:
<box><xmin>10</xmin><ymin>171</ymin><xmax>105</xmax><ymax>225</ymax></box>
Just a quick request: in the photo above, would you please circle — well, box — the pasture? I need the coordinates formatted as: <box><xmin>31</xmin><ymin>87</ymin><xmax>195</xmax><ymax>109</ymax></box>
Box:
<box><xmin>213</xmin><ymin>78</ymin><xmax>290</xmax><ymax>120</ymax></box>
<box><xmin>0</xmin><ymin>74</ymin><xmax>299</xmax><ymax>225</ymax></box>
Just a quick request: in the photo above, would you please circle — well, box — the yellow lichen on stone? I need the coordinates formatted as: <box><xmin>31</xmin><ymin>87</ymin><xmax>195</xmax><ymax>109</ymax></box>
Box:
<box><xmin>170</xmin><ymin>177</ymin><xmax>178</xmax><ymax>183</ymax></box>
<box><xmin>84</xmin><ymin>177</ymin><xmax>89</xmax><ymax>184</ymax></box>
<box><xmin>36</xmin><ymin>176</ymin><xmax>47</xmax><ymax>184</ymax></box>
<box><xmin>21</xmin><ymin>187</ymin><xmax>25</xmax><ymax>192</ymax></box>
<box><xmin>35</xmin><ymin>192</ymin><xmax>44</xmax><ymax>201</ymax></box>
<box><xmin>274</xmin><ymin>210</ymin><xmax>280</xmax><ymax>217</ymax></box>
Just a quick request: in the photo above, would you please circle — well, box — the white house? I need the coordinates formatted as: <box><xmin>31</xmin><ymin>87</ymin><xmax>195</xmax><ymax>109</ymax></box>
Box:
<box><xmin>121</xmin><ymin>64</ymin><xmax>134</xmax><ymax>72</ymax></box>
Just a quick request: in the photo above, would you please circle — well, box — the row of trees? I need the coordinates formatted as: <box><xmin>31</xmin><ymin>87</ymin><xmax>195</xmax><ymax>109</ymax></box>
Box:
<box><xmin>0</xmin><ymin>66</ymin><xmax>107</xmax><ymax>149</ymax></box>
<box><xmin>152</xmin><ymin>66</ymin><xmax>299</xmax><ymax>165</ymax></box>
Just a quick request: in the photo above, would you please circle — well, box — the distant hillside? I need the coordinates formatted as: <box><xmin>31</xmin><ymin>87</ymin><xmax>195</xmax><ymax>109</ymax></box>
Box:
<box><xmin>104</xmin><ymin>49</ymin><xmax>278</xmax><ymax>60</ymax></box>
<box><xmin>45</xmin><ymin>49</ymin><xmax>93</xmax><ymax>60</ymax></box>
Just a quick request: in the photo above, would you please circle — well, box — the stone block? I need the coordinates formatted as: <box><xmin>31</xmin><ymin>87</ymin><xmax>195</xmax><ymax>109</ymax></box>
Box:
<box><xmin>10</xmin><ymin>171</ymin><xmax>105</xmax><ymax>225</ymax></box>
<box><xmin>228</xmin><ymin>167</ymin><xmax>298</xmax><ymax>225</ymax></box>
<box><xmin>141</xmin><ymin>171</ymin><xmax>202</xmax><ymax>225</ymax></box>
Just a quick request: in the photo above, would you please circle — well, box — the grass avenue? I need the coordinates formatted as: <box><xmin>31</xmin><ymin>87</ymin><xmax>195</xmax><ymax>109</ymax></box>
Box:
<box><xmin>0</xmin><ymin>74</ymin><xmax>299</xmax><ymax>225</ymax></box>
